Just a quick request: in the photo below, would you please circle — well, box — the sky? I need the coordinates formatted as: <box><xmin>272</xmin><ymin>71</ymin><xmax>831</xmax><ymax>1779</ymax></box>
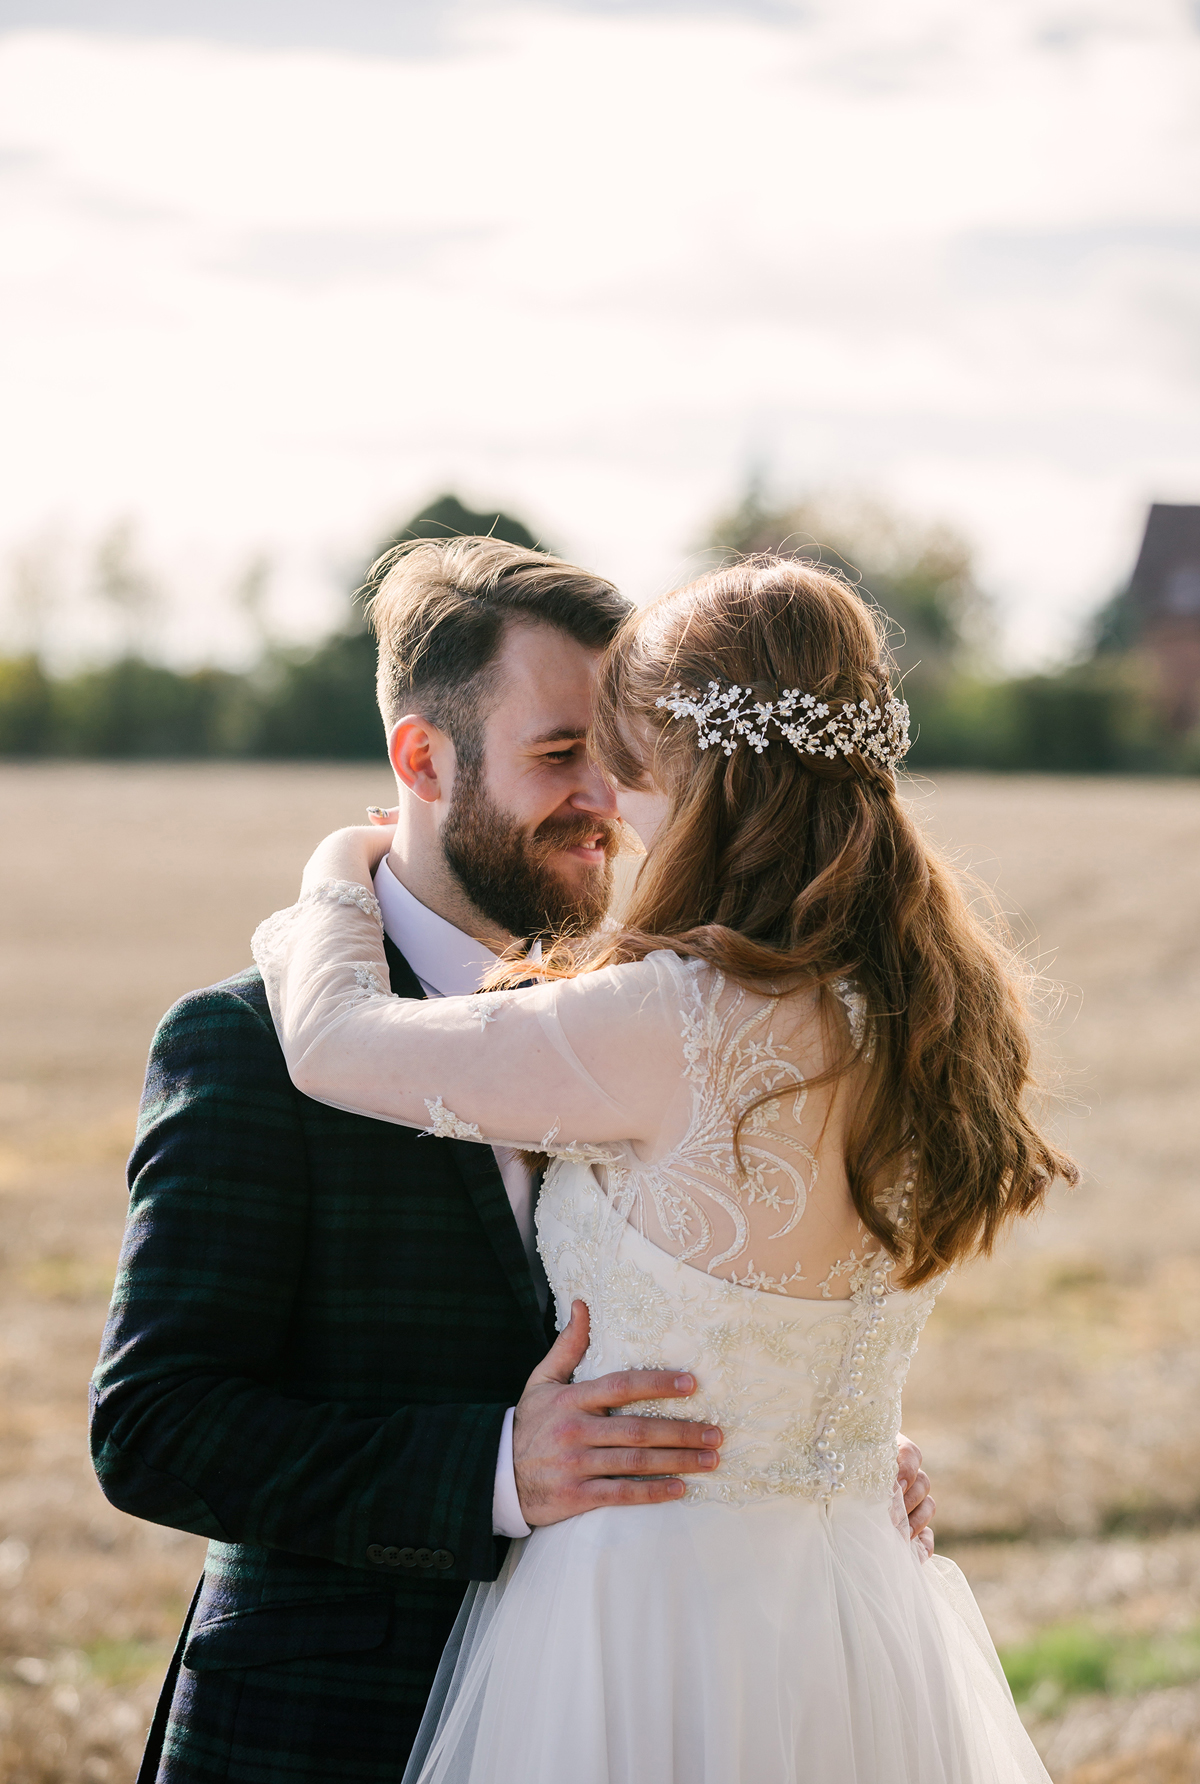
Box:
<box><xmin>2</xmin><ymin>0</ymin><xmax>1199</xmax><ymax>669</ymax></box>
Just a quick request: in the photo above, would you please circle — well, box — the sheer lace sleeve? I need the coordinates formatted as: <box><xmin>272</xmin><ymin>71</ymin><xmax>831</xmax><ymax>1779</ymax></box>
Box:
<box><xmin>250</xmin><ymin>881</ymin><xmax>695</xmax><ymax>1158</ymax></box>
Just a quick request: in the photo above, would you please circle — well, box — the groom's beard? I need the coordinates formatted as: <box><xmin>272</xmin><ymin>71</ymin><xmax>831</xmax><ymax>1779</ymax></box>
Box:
<box><xmin>441</xmin><ymin>761</ymin><xmax>619</xmax><ymax>941</ymax></box>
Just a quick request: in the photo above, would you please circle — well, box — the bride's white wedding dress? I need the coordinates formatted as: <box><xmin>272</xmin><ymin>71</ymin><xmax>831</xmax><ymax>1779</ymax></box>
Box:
<box><xmin>252</xmin><ymin>882</ymin><xmax>1050</xmax><ymax>1784</ymax></box>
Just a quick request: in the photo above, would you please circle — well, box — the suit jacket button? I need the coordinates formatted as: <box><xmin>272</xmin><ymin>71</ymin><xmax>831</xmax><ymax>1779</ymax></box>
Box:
<box><xmin>433</xmin><ymin>1549</ymin><xmax>454</xmax><ymax>1570</ymax></box>
<box><xmin>382</xmin><ymin>1547</ymin><xmax>400</xmax><ymax>1566</ymax></box>
<box><xmin>367</xmin><ymin>1544</ymin><xmax>385</xmax><ymax>1564</ymax></box>
<box><xmin>398</xmin><ymin>1547</ymin><xmax>416</xmax><ymax>1568</ymax></box>
<box><xmin>414</xmin><ymin>1548</ymin><xmax>434</xmax><ymax>1569</ymax></box>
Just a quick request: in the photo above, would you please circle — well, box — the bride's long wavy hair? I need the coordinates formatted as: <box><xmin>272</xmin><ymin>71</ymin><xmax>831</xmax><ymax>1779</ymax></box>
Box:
<box><xmin>499</xmin><ymin>555</ymin><xmax>1076</xmax><ymax>1286</ymax></box>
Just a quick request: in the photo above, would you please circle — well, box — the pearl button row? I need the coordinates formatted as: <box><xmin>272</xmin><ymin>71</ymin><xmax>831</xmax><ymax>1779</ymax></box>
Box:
<box><xmin>814</xmin><ymin>1258</ymin><xmax>892</xmax><ymax>1497</ymax></box>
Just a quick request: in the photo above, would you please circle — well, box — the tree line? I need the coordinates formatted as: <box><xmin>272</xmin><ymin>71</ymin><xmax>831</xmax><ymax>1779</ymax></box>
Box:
<box><xmin>1</xmin><ymin>491</ymin><xmax>1195</xmax><ymax>773</ymax></box>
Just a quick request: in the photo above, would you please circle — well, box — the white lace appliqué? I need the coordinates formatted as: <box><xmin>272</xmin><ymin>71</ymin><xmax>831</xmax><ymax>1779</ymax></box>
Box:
<box><xmin>351</xmin><ymin>961</ymin><xmax>393</xmax><ymax>1001</ymax></box>
<box><xmin>529</xmin><ymin>955</ymin><xmax>942</xmax><ymax>1515</ymax></box>
<box><xmin>597</xmin><ymin>962</ymin><xmax>823</xmax><ymax>1295</ymax></box>
<box><xmin>538</xmin><ymin>1120</ymin><xmax>622</xmax><ymax>1167</ymax></box>
<box><xmin>832</xmin><ymin>977</ymin><xmax>874</xmax><ymax>1061</ymax></box>
<box><xmin>471</xmin><ymin>993</ymin><xmax>511</xmax><ymax>1033</ymax></box>
<box><xmin>305</xmin><ymin>878</ymin><xmax>384</xmax><ymax>922</ymax></box>
<box><xmin>251</xmin><ymin>878</ymin><xmax>385</xmax><ymax>1001</ymax></box>
<box><xmin>422</xmin><ymin>1097</ymin><xmax>484</xmax><ymax>1143</ymax></box>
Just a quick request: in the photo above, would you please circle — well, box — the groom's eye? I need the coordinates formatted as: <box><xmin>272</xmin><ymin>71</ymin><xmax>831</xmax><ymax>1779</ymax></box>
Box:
<box><xmin>540</xmin><ymin>745</ymin><xmax>583</xmax><ymax>764</ymax></box>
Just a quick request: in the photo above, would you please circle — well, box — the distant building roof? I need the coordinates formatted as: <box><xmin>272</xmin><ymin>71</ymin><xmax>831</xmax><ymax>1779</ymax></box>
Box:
<box><xmin>1130</xmin><ymin>503</ymin><xmax>1200</xmax><ymax>621</ymax></box>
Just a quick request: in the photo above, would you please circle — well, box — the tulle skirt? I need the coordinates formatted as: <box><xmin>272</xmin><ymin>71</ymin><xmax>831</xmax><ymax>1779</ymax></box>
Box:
<box><xmin>402</xmin><ymin>1493</ymin><xmax>1048</xmax><ymax>1784</ymax></box>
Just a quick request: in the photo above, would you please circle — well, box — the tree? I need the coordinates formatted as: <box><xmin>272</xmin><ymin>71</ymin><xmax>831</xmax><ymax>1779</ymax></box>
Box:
<box><xmin>53</xmin><ymin>659</ymin><xmax>252</xmax><ymax>757</ymax></box>
<box><xmin>0</xmin><ymin>656</ymin><xmax>53</xmax><ymax>754</ymax></box>
<box><xmin>376</xmin><ymin>492</ymin><xmax>539</xmax><ymax>554</ymax></box>
<box><xmin>347</xmin><ymin>493</ymin><xmax>544</xmax><ymax>628</ymax></box>
<box><xmin>5</xmin><ymin>529</ymin><xmax>65</xmax><ymax>659</ymax></box>
<box><xmin>705</xmin><ymin>484</ymin><xmax>988</xmax><ymax>695</ymax></box>
<box><xmin>255</xmin><ymin>493</ymin><xmax>542</xmax><ymax>759</ymax></box>
<box><xmin>90</xmin><ymin>520</ymin><xmax>161</xmax><ymax>658</ymax></box>
<box><xmin>233</xmin><ymin>553</ymin><xmax>275</xmax><ymax>653</ymax></box>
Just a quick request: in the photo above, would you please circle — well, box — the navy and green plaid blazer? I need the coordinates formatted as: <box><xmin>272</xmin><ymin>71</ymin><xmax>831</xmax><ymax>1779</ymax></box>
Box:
<box><xmin>89</xmin><ymin>939</ymin><xmax>553</xmax><ymax>1783</ymax></box>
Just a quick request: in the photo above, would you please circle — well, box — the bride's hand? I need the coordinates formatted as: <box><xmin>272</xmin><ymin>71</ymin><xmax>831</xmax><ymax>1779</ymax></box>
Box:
<box><xmin>299</xmin><ymin>822</ymin><xmax>395</xmax><ymax>900</ymax></box>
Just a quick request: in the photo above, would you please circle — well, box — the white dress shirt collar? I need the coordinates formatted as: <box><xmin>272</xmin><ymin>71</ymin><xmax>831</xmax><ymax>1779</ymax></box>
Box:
<box><xmin>373</xmin><ymin>856</ymin><xmax>500</xmax><ymax>999</ymax></box>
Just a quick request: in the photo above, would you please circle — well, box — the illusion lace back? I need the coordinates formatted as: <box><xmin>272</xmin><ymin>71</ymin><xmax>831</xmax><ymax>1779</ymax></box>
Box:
<box><xmin>564</xmin><ymin>953</ymin><xmax>901</xmax><ymax>1300</ymax></box>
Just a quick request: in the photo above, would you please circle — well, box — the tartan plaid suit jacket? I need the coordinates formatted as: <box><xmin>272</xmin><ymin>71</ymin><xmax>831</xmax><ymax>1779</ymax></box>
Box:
<box><xmin>89</xmin><ymin>938</ymin><xmax>554</xmax><ymax>1783</ymax></box>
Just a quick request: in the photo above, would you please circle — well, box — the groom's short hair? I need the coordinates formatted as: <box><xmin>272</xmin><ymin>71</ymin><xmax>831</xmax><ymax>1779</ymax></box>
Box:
<box><xmin>366</xmin><ymin>536</ymin><xmax>632</xmax><ymax>764</ymax></box>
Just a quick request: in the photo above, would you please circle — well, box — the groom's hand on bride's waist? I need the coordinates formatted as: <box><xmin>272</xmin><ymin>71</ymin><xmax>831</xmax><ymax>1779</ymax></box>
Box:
<box><xmin>896</xmin><ymin>1434</ymin><xmax>936</xmax><ymax>1558</ymax></box>
<box><xmin>512</xmin><ymin>1300</ymin><xmax>723</xmax><ymax>1528</ymax></box>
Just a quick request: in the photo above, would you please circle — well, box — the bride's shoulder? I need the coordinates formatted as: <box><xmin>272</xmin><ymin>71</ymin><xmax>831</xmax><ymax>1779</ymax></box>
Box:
<box><xmin>597</xmin><ymin>947</ymin><xmax>713</xmax><ymax>1001</ymax></box>
<box><xmin>554</xmin><ymin>947</ymin><xmax>701</xmax><ymax>999</ymax></box>
<box><xmin>571</xmin><ymin>949</ymin><xmax>820</xmax><ymax>1012</ymax></box>
<box><xmin>542</xmin><ymin>950</ymin><xmax>708</xmax><ymax>1032</ymax></box>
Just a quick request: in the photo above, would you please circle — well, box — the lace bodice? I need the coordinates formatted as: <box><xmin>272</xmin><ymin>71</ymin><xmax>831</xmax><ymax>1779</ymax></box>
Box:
<box><xmin>252</xmin><ymin>878</ymin><xmax>897</xmax><ymax>1301</ymax></box>
<box><xmin>539</xmin><ymin>1161</ymin><xmax>938</xmax><ymax>1508</ymax></box>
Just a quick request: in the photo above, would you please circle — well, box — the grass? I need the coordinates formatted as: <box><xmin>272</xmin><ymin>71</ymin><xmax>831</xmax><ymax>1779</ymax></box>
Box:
<box><xmin>83</xmin><ymin>1639</ymin><xmax>173</xmax><ymax>1688</ymax></box>
<box><xmin>1002</xmin><ymin>1623</ymin><xmax>1200</xmax><ymax>1712</ymax></box>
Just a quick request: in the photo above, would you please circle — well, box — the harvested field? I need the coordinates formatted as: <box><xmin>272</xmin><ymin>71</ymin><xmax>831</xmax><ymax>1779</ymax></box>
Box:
<box><xmin>0</xmin><ymin>762</ymin><xmax>1197</xmax><ymax>1782</ymax></box>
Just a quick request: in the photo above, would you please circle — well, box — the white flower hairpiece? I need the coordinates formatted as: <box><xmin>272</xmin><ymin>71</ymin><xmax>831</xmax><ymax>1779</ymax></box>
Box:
<box><xmin>654</xmin><ymin>680</ymin><xmax>911</xmax><ymax>770</ymax></box>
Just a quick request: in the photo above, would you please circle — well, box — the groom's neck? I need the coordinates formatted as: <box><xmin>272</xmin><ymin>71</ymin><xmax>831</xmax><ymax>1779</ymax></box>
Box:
<box><xmin>383</xmin><ymin>832</ymin><xmax>517</xmax><ymax>956</ymax></box>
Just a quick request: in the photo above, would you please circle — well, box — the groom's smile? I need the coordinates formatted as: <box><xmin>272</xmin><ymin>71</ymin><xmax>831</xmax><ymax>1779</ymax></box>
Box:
<box><xmin>564</xmin><ymin>832</ymin><xmax>607</xmax><ymax>866</ymax></box>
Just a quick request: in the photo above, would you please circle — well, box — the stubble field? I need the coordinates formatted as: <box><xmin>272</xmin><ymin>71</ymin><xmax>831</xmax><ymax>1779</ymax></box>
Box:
<box><xmin>0</xmin><ymin>763</ymin><xmax>1197</xmax><ymax>1782</ymax></box>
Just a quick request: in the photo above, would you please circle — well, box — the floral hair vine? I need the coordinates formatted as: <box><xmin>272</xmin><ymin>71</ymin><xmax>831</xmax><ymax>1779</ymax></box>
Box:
<box><xmin>654</xmin><ymin>680</ymin><xmax>912</xmax><ymax>770</ymax></box>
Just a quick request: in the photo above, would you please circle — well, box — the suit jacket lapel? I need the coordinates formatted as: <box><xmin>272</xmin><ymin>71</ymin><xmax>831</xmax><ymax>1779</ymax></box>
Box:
<box><xmin>445</xmin><ymin>1137</ymin><xmax>546</xmax><ymax>1340</ymax></box>
<box><xmin>383</xmin><ymin>936</ymin><xmax>546</xmax><ymax>1343</ymax></box>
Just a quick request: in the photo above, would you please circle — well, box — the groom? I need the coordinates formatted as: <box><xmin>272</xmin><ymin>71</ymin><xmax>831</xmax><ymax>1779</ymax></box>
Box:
<box><xmin>91</xmin><ymin>537</ymin><xmax>935</xmax><ymax>1783</ymax></box>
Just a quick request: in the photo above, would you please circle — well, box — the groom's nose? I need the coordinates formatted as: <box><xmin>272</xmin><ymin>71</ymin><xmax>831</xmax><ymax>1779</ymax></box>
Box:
<box><xmin>568</xmin><ymin>760</ymin><xmax>619</xmax><ymax>820</ymax></box>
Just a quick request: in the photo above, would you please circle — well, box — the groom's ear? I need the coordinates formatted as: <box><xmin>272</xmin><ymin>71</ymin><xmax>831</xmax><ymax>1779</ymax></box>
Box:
<box><xmin>389</xmin><ymin>715</ymin><xmax>453</xmax><ymax>805</ymax></box>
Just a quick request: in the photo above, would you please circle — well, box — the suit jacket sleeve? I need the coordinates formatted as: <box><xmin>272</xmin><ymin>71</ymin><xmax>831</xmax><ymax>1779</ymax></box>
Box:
<box><xmin>89</xmin><ymin>983</ymin><xmax>508</xmax><ymax>1582</ymax></box>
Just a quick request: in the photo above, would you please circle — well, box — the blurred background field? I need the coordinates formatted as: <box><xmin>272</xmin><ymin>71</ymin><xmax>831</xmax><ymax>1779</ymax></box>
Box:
<box><xmin>1</xmin><ymin>761</ymin><xmax>1197</xmax><ymax>1782</ymax></box>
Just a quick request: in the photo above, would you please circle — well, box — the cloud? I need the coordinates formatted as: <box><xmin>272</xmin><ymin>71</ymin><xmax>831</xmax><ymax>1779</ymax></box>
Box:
<box><xmin>0</xmin><ymin>0</ymin><xmax>824</xmax><ymax>59</ymax></box>
<box><xmin>222</xmin><ymin>225</ymin><xmax>498</xmax><ymax>286</ymax></box>
<box><xmin>947</xmin><ymin>225</ymin><xmax>1200</xmax><ymax>297</ymax></box>
<box><xmin>0</xmin><ymin>0</ymin><xmax>1188</xmax><ymax>59</ymax></box>
<box><xmin>551</xmin><ymin>0</ymin><xmax>808</xmax><ymax>16</ymax></box>
<box><xmin>0</xmin><ymin>0</ymin><xmax>456</xmax><ymax>57</ymax></box>
<box><xmin>1</xmin><ymin>6</ymin><xmax>1199</xmax><ymax>668</ymax></box>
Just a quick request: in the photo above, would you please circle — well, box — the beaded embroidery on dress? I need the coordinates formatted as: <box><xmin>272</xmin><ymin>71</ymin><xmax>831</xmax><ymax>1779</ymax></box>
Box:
<box><xmin>539</xmin><ymin>1160</ymin><xmax>937</xmax><ymax>1509</ymax></box>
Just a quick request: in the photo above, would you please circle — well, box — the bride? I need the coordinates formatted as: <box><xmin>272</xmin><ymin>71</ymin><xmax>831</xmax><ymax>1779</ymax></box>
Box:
<box><xmin>252</xmin><ymin>555</ymin><xmax>1075</xmax><ymax>1783</ymax></box>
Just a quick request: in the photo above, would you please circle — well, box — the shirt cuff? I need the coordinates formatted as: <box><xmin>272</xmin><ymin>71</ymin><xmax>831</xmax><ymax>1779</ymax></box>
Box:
<box><xmin>491</xmin><ymin>1405</ymin><xmax>532</xmax><ymax>1539</ymax></box>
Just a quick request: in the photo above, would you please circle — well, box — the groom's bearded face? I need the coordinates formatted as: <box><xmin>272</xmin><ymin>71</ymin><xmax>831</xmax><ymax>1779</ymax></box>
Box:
<box><xmin>441</xmin><ymin>756</ymin><xmax>619</xmax><ymax>940</ymax></box>
<box><xmin>429</xmin><ymin>619</ymin><xmax>622</xmax><ymax>942</ymax></box>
